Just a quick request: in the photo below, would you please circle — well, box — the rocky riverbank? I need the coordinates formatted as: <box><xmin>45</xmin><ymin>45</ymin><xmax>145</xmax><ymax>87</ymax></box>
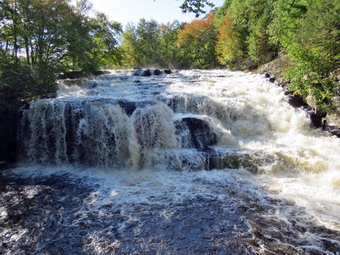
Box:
<box><xmin>257</xmin><ymin>55</ymin><xmax>340</xmax><ymax>137</ymax></box>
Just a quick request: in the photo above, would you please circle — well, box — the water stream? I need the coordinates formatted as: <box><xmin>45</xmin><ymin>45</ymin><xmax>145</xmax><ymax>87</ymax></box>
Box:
<box><xmin>1</xmin><ymin>69</ymin><xmax>339</xmax><ymax>254</ymax></box>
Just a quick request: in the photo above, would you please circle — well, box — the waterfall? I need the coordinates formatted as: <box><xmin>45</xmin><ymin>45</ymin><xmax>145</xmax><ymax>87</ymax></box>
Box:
<box><xmin>18</xmin><ymin>69</ymin><xmax>339</xmax><ymax>174</ymax></box>
<box><xmin>17</xmin><ymin>70</ymin><xmax>339</xmax><ymax>214</ymax></box>
<box><xmin>17</xmin><ymin>70</ymin><xmax>282</xmax><ymax>171</ymax></box>
<box><xmin>4</xmin><ymin>69</ymin><xmax>339</xmax><ymax>254</ymax></box>
<box><xmin>17</xmin><ymin>68</ymin><xmax>340</xmax><ymax>225</ymax></box>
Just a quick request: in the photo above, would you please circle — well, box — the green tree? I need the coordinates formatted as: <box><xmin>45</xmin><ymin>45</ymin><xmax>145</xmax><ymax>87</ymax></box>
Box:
<box><xmin>180</xmin><ymin>0</ymin><xmax>215</xmax><ymax>17</ymax></box>
<box><xmin>283</xmin><ymin>0</ymin><xmax>340</xmax><ymax>111</ymax></box>
<box><xmin>120</xmin><ymin>19</ymin><xmax>162</xmax><ymax>68</ymax></box>
<box><xmin>120</xmin><ymin>19</ymin><xmax>189</xmax><ymax>68</ymax></box>
<box><xmin>136</xmin><ymin>19</ymin><xmax>162</xmax><ymax>66</ymax></box>
<box><xmin>120</xmin><ymin>25</ymin><xmax>140</xmax><ymax>68</ymax></box>
<box><xmin>67</xmin><ymin>12</ymin><xmax>122</xmax><ymax>72</ymax></box>
<box><xmin>268</xmin><ymin>0</ymin><xmax>308</xmax><ymax>48</ymax></box>
<box><xmin>0</xmin><ymin>0</ymin><xmax>123</xmax><ymax>162</ymax></box>
<box><xmin>0</xmin><ymin>0</ymin><xmax>74</xmax><ymax>95</ymax></box>
<box><xmin>214</xmin><ymin>0</ymin><xmax>232</xmax><ymax>30</ymax></box>
<box><xmin>159</xmin><ymin>21</ymin><xmax>190</xmax><ymax>68</ymax></box>
<box><xmin>247</xmin><ymin>6</ymin><xmax>277</xmax><ymax>66</ymax></box>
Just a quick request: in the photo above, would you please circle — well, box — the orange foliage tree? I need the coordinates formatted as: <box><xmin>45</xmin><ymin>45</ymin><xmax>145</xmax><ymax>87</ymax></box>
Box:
<box><xmin>176</xmin><ymin>13</ymin><xmax>218</xmax><ymax>68</ymax></box>
<box><xmin>215</xmin><ymin>12</ymin><xmax>245</xmax><ymax>67</ymax></box>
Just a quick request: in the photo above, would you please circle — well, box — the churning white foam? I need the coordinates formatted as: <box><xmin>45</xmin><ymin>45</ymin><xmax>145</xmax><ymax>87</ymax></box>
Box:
<box><xmin>19</xmin><ymin>69</ymin><xmax>340</xmax><ymax>232</ymax></box>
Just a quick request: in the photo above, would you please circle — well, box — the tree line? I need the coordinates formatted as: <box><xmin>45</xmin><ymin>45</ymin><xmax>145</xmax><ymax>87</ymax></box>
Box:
<box><xmin>0</xmin><ymin>0</ymin><xmax>339</xmax><ymax>111</ymax></box>
<box><xmin>119</xmin><ymin>0</ymin><xmax>339</xmax><ymax>113</ymax></box>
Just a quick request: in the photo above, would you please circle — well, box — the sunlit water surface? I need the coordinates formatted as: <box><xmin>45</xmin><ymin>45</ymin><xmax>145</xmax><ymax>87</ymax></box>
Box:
<box><xmin>1</xmin><ymin>69</ymin><xmax>339</xmax><ymax>254</ymax></box>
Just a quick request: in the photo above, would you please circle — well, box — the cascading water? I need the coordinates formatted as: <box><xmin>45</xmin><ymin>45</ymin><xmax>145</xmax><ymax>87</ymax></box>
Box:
<box><xmin>1</xmin><ymin>69</ymin><xmax>339</xmax><ymax>254</ymax></box>
<box><xmin>17</xmin><ymin>70</ymin><xmax>284</xmax><ymax>172</ymax></box>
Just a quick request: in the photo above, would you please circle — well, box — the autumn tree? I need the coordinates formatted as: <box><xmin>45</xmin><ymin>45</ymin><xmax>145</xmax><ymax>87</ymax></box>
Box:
<box><xmin>177</xmin><ymin>13</ymin><xmax>218</xmax><ymax>68</ymax></box>
<box><xmin>215</xmin><ymin>12</ymin><xmax>244</xmax><ymax>67</ymax></box>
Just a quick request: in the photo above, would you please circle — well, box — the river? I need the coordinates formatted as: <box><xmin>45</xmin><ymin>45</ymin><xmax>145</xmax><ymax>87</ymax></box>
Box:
<box><xmin>1</xmin><ymin>69</ymin><xmax>339</xmax><ymax>254</ymax></box>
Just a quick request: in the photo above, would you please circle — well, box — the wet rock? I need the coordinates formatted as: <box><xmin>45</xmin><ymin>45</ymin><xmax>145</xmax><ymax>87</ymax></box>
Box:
<box><xmin>140</xmin><ymin>69</ymin><xmax>152</xmax><ymax>77</ymax></box>
<box><xmin>263</xmin><ymin>72</ymin><xmax>275</xmax><ymax>82</ymax></box>
<box><xmin>87</xmin><ymin>80</ymin><xmax>99</xmax><ymax>89</ymax></box>
<box><xmin>324</xmin><ymin>125</ymin><xmax>340</xmax><ymax>138</ymax></box>
<box><xmin>269</xmin><ymin>77</ymin><xmax>276</xmax><ymax>83</ymax></box>
<box><xmin>203</xmin><ymin>150</ymin><xmax>276</xmax><ymax>172</ymax></box>
<box><xmin>117</xmin><ymin>100</ymin><xmax>138</xmax><ymax>116</ymax></box>
<box><xmin>288</xmin><ymin>94</ymin><xmax>309</xmax><ymax>108</ymax></box>
<box><xmin>153</xmin><ymin>69</ymin><xmax>161</xmax><ymax>75</ymax></box>
<box><xmin>92</xmin><ymin>70</ymin><xmax>109</xmax><ymax>76</ymax></box>
<box><xmin>308</xmin><ymin>110</ymin><xmax>326</xmax><ymax>129</ymax></box>
<box><xmin>263</xmin><ymin>72</ymin><xmax>271</xmax><ymax>78</ymax></box>
<box><xmin>175</xmin><ymin>118</ymin><xmax>218</xmax><ymax>149</ymax></box>
<box><xmin>134</xmin><ymin>69</ymin><xmax>171</xmax><ymax>76</ymax></box>
<box><xmin>281</xmin><ymin>86</ymin><xmax>332</xmax><ymax>130</ymax></box>
<box><xmin>62</xmin><ymin>79</ymin><xmax>84</xmax><ymax>87</ymax></box>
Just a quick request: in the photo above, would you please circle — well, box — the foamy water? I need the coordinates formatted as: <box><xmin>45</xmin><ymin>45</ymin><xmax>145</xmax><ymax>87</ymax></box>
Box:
<box><xmin>2</xmin><ymin>69</ymin><xmax>339</xmax><ymax>254</ymax></box>
<box><xmin>56</xmin><ymin>69</ymin><xmax>340</xmax><ymax>228</ymax></box>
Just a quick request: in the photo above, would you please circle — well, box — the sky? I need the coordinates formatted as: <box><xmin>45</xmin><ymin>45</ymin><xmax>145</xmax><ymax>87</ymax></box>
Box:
<box><xmin>83</xmin><ymin>0</ymin><xmax>225</xmax><ymax>27</ymax></box>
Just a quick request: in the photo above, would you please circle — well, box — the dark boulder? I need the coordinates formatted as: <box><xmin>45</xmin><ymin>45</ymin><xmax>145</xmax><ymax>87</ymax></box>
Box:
<box><xmin>164</xmin><ymin>69</ymin><xmax>172</xmax><ymax>74</ymax></box>
<box><xmin>92</xmin><ymin>70</ymin><xmax>109</xmax><ymax>76</ymax></box>
<box><xmin>308</xmin><ymin>110</ymin><xmax>326</xmax><ymax>129</ymax></box>
<box><xmin>288</xmin><ymin>94</ymin><xmax>309</xmax><ymax>108</ymax></box>
<box><xmin>206</xmin><ymin>151</ymin><xmax>274</xmax><ymax>173</ymax></box>
<box><xmin>175</xmin><ymin>117</ymin><xmax>218</xmax><ymax>149</ymax></box>
<box><xmin>140</xmin><ymin>69</ymin><xmax>152</xmax><ymax>77</ymax></box>
<box><xmin>153</xmin><ymin>69</ymin><xmax>161</xmax><ymax>75</ymax></box>
<box><xmin>117</xmin><ymin>101</ymin><xmax>138</xmax><ymax>116</ymax></box>
<box><xmin>263</xmin><ymin>72</ymin><xmax>276</xmax><ymax>83</ymax></box>
<box><xmin>269</xmin><ymin>77</ymin><xmax>276</xmax><ymax>83</ymax></box>
<box><xmin>264</xmin><ymin>72</ymin><xmax>271</xmax><ymax>78</ymax></box>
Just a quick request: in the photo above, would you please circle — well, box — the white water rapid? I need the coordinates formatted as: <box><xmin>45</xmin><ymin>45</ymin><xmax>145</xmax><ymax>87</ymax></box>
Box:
<box><xmin>2</xmin><ymin>69</ymin><xmax>339</xmax><ymax>254</ymax></box>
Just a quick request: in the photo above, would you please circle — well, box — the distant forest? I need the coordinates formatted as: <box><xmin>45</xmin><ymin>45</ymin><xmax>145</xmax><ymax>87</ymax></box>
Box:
<box><xmin>0</xmin><ymin>0</ymin><xmax>339</xmax><ymax>112</ymax></box>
